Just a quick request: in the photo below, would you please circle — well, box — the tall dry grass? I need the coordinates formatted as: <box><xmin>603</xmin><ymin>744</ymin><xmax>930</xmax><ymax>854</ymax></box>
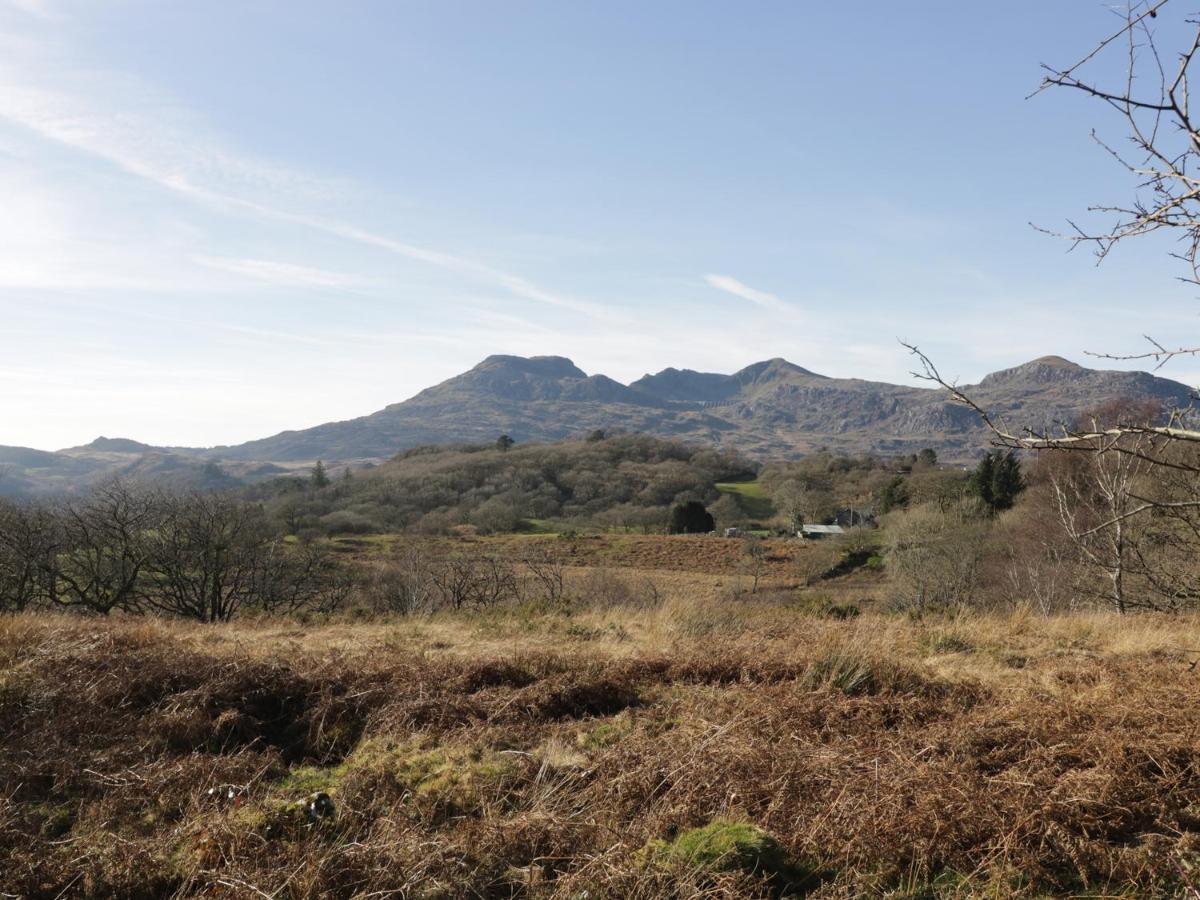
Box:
<box><xmin>3</xmin><ymin>600</ymin><xmax>1200</xmax><ymax>897</ymax></box>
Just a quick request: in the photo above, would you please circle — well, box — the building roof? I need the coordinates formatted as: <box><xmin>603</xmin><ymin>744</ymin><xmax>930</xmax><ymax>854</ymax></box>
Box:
<box><xmin>801</xmin><ymin>524</ymin><xmax>845</xmax><ymax>535</ymax></box>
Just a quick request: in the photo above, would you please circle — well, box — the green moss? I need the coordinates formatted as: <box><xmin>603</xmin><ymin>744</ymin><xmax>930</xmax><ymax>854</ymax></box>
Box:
<box><xmin>577</xmin><ymin>711</ymin><xmax>636</xmax><ymax>750</ymax></box>
<box><xmin>885</xmin><ymin>870</ymin><xmax>971</xmax><ymax>898</ymax></box>
<box><xmin>339</xmin><ymin>737</ymin><xmax>515</xmax><ymax>804</ymax></box>
<box><xmin>646</xmin><ymin>820</ymin><xmax>819</xmax><ymax>892</ymax></box>
<box><xmin>275</xmin><ymin>765</ymin><xmax>339</xmax><ymax>795</ymax></box>
<box><xmin>580</xmin><ymin>721</ymin><xmax>623</xmax><ymax>750</ymax></box>
<box><xmin>32</xmin><ymin>803</ymin><xmax>74</xmax><ymax>838</ymax></box>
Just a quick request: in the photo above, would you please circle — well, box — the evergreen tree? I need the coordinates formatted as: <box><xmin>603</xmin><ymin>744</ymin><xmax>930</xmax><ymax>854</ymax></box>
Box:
<box><xmin>990</xmin><ymin>451</ymin><xmax>1025</xmax><ymax>511</ymax></box>
<box><xmin>879</xmin><ymin>475</ymin><xmax>909</xmax><ymax>513</ymax></box>
<box><xmin>496</xmin><ymin>434</ymin><xmax>515</xmax><ymax>452</ymax></box>
<box><xmin>668</xmin><ymin>500</ymin><xmax>715</xmax><ymax>534</ymax></box>
<box><xmin>970</xmin><ymin>450</ymin><xmax>1024</xmax><ymax>513</ymax></box>
<box><xmin>916</xmin><ymin>448</ymin><xmax>938</xmax><ymax>467</ymax></box>
<box><xmin>970</xmin><ymin>453</ymin><xmax>996</xmax><ymax>509</ymax></box>
<box><xmin>311</xmin><ymin>459</ymin><xmax>330</xmax><ymax>489</ymax></box>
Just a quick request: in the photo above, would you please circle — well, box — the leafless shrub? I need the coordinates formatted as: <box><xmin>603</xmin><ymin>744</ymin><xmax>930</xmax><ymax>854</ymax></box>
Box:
<box><xmin>363</xmin><ymin>545</ymin><xmax>439</xmax><ymax>615</ymax></box>
<box><xmin>429</xmin><ymin>552</ymin><xmax>521</xmax><ymax>610</ymax></box>
<box><xmin>574</xmin><ymin>567</ymin><xmax>662</xmax><ymax>610</ymax></box>
<box><xmin>255</xmin><ymin>539</ymin><xmax>354</xmax><ymax>616</ymax></box>
<box><xmin>520</xmin><ymin>545</ymin><xmax>567</xmax><ymax>604</ymax></box>
<box><xmin>885</xmin><ymin>504</ymin><xmax>988</xmax><ymax>611</ymax></box>
<box><xmin>989</xmin><ymin>504</ymin><xmax>1080</xmax><ymax>615</ymax></box>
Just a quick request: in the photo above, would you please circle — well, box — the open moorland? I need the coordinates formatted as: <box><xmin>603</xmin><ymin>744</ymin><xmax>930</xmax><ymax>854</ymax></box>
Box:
<box><xmin>5</xmin><ymin>432</ymin><xmax>1200</xmax><ymax>897</ymax></box>
<box><xmin>4</xmin><ymin>537</ymin><xmax>1200</xmax><ymax>899</ymax></box>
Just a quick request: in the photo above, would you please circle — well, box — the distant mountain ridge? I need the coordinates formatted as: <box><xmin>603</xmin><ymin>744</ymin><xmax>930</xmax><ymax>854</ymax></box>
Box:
<box><xmin>203</xmin><ymin>352</ymin><xmax>1197</xmax><ymax>462</ymax></box>
<box><xmin>1</xmin><ymin>353</ymin><xmax>1193</xmax><ymax>496</ymax></box>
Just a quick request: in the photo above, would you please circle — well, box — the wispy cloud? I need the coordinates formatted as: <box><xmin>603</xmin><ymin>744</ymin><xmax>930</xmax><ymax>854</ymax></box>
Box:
<box><xmin>0</xmin><ymin>51</ymin><xmax>621</xmax><ymax>321</ymax></box>
<box><xmin>192</xmin><ymin>255</ymin><xmax>374</xmax><ymax>291</ymax></box>
<box><xmin>703</xmin><ymin>273</ymin><xmax>796</xmax><ymax>315</ymax></box>
<box><xmin>3</xmin><ymin>0</ymin><xmax>59</xmax><ymax>20</ymax></box>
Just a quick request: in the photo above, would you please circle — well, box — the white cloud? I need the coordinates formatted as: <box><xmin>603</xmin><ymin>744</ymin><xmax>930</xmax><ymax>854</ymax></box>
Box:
<box><xmin>0</xmin><ymin>47</ymin><xmax>622</xmax><ymax>321</ymax></box>
<box><xmin>703</xmin><ymin>273</ymin><xmax>797</xmax><ymax>315</ymax></box>
<box><xmin>191</xmin><ymin>255</ymin><xmax>373</xmax><ymax>291</ymax></box>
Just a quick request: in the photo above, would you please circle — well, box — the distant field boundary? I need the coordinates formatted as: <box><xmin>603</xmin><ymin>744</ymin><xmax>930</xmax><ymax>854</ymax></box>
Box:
<box><xmin>716</xmin><ymin>478</ymin><xmax>776</xmax><ymax>521</ymax></box>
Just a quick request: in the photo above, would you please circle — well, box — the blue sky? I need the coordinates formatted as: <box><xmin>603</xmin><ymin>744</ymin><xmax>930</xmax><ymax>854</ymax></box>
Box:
<box><xmin>2</xmin><ymin>0</ymin><xmax>1198</xmax><ymax>450</ymax></box>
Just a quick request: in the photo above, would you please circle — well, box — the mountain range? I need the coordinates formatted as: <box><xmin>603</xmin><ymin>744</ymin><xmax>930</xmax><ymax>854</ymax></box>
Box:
<box><xmin>2</xmin><ymin>353</ymin><xmax>1193</xmax><ymax>496</ymax></box>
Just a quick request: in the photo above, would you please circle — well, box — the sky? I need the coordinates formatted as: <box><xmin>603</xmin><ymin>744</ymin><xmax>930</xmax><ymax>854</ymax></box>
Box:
<box><xmin>3</xmin><ymin>0</ymin><xmax>1200</xmax><ymax>450</ymax></box>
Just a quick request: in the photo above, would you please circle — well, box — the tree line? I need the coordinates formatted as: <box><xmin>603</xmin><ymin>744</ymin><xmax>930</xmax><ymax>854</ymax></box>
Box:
<box><xmin>0</xmin><ymin>480</ymin><xmax>350</xmax><ymax>621</ymax></box>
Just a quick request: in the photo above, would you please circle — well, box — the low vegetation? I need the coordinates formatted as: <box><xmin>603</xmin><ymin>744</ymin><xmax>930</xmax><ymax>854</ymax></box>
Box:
<box><xmin>5</xmin><ymin>603</ymin><xmax>1200</xmax><ymax>898</ymax></box>
<box><xmin>4</xmin><ymin>419</ymin><xmax>1200</xmax><ymax>896</ymax></box>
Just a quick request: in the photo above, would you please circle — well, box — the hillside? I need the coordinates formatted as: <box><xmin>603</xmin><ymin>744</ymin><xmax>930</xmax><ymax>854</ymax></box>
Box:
<box><xmin>248</xmin><ymin>434</ymin><xmax>752</xmax><ymax>535</ymax></box>
<box><xmin>0</xmin><ymin>439</ymin><xmax>287</xmax><ymax>498</ymax></box>
<box><xmin>214</xmin><ymin>353</ymin><xmax>1194</xmax><ymax>463</ymax></box>
<box><xmin>1</xmin><ymin>353</ymin><xmax>1192</xmax><ymax>497</ymax></box>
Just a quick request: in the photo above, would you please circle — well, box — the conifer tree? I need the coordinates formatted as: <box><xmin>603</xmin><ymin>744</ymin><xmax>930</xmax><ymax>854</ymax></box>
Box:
<box><xmin>311</xmin><ymin>459</ymin><xmax>330</xmax><ymax>489</ymax></box>
<box><xmin>970</xmin><ymin>450</ymin><xmax>1023</xmax><ymax>513</ymax></box>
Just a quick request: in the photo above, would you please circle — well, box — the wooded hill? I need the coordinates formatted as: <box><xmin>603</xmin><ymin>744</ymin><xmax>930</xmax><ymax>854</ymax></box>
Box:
<box><xmin>247</xmin><ymin>433</ymin><xmax>753</xmax><ymax>536</ymax></box>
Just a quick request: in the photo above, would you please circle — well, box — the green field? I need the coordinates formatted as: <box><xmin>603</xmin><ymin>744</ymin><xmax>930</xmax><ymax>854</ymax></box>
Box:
<box><xmin>715</xmin><ymin>478</ymin><xmax>776</xmax><ymax>521</ymax></box>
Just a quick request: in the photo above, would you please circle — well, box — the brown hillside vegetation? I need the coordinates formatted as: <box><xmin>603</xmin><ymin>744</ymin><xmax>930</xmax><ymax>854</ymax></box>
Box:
<box><xmin>344</xmin><ymin>534</ymin><xmax>809</xmax><ymax>578</ymax></box>
<box><xmin>4</xmin><ymin>604</ymin><xmax>1200</xmax><ymax>898</ymax></box>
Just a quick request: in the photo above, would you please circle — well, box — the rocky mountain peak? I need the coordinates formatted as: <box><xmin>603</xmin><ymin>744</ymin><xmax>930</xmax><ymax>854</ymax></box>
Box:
<box><xmin>733</xmin><ymin>358</ymin><xmax>820</xmax><ymax>384</ymax></box>
<box><xmin>978</xmin><ymin>355</ymin><xmax>1087</xmax><ymax>387</ymax></box>
<box><xmin>474</xmin><ymin>355</ymin><xmax>587</xmax><ymax>379</ymax></box>
<box><xmin>79</xmin><ymin>436</ymin><xmax>155</xmax><ymax>453</ymax></box>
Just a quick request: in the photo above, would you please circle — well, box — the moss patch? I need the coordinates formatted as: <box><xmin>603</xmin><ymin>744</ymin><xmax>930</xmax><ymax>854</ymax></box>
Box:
<box><xmin>646</xmin><ymin>819</ymin><xmax>819</xmax><ymax>893</ymax></box>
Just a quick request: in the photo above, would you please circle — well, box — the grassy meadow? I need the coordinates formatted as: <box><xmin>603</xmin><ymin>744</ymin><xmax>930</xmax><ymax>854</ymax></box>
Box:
<box><xmin>715</xmin><ymin>479</ymin><xmax>777</xmax><ymax>523</ymax></box>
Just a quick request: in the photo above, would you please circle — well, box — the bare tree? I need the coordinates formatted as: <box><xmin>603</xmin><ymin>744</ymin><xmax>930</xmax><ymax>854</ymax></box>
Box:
<box><xmin>367</xmin><ymin>545</ymin><xmax>438</xmax><ymax>615</ymax></box>
<box><xmin>739</xmin><ymin>536</ymin><xmax>767</xmax><ymax>595</ymax></box>
<box><xmin>429</xmin><ymin>552</ymin><xmax>521</xmax><ymax>610</ymax></box>
<box><xmin>901</xmin><ymin>7</ymin><xmax>1200</xmax><ymax>607</ymax></box>
<box><xmin>255</xmin><ymin>538</ymin><xmax>353</xmax><ymax>616</ymax></box>
<box><xmin>520</xmin><ymin>545</ymin><xmax>567</xmax><ymax>604</ymax></box>
<box><xmin>885</xmin><ymin>504</ymin><xmax>988</xmax><ymax>612</ymax></box>
<box><xmin>0</xmin><ymin>500</ymin><xmax>59</xmax><ymax>613</ymax></box>
<box><xmin>146</xmin><ymin>493</ymin><xmax>272</xmax><ymax>622</ymax></box>
<box><xmin>771</xmin><ymin>481</ymin><xmax>809</xmax><ymax>533</ymax></box>
<box><xmin>1036</xmin><ymin>2</ymin><xmax>1200</xmax><ymax>303</ymax></box>
<box><xmin>1047</xmin><ymin>433</ymin><xmax>1156</xmax><ymax>613</ymax></box>
<box><xmin>53</xmin><ymin>479</ymin><xmax>160</xmax><ymax>615</ymax></box>
<box><xmin>905</xmin><ymin>3</ymin><xmax>1200</xmax><ymax>453</ymax></box>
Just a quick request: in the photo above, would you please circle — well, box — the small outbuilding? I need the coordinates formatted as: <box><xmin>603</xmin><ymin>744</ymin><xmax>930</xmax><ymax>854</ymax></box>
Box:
<box><xmin>800</xmin><ymin>524</ymin><xmax>845</xmax><ymax>539</ymax></box>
